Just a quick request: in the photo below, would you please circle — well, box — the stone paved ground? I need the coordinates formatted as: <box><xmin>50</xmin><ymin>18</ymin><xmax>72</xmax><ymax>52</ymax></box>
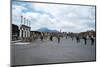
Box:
<box><xmin>11</xmin><ymin>37</ymin><xmax>96</xmax><ymax>66</ymax></box>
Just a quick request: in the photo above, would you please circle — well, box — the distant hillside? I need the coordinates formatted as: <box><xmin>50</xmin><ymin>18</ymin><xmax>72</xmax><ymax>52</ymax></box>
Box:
<box><xmin>37</xmin><ymin>27</ymin><xmax>58</xmax><ymax>32</ymax></box>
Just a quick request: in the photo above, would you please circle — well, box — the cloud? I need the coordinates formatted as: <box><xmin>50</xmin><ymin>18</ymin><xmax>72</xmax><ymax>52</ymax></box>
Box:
<box><xmin>12</xmin><ymin>1</ymin><xmax>95</xmax><ymax>33</ymax></box>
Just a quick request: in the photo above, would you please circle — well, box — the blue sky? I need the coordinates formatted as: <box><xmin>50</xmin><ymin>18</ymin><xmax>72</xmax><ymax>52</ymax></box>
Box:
<box><xmin>12</xmin><ymin>1</ymin><xmax>95</xmax><ymax>33</ymax></box>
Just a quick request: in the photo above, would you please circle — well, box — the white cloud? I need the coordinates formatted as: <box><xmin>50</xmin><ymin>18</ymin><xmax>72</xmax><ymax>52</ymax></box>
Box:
<box><xmin>12</xmin><ymin>1</ymin><xmax>95</xmax><ymax>33</ymax></box>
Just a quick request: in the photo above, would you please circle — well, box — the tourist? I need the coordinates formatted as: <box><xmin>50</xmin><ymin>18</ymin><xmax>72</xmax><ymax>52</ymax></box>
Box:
<box><xmin>57</xmin><ymin>36</ymin><xmax>60</xmax><ymax>43</ymax></box>
<box><xmin>50</xmin><ymin>35</ymin><xmax>53</xmax><ymax>41</ymax></box>
<box><xmin>76</xmin><ymin>36</ymin><xmax>80</xmax><ymax>43</ymax></box>
<box><xmin>83</xmin><ymin>36</ymin><xmax>87</xmax><ymax>45</ymax></box>
<box><xmin>90</xmin><ymin>36</ymin><xmax>94</xmax><ymax>45</ymax></box>
<box><xmin>40</xmin><ymin>34</ymin><xmax>43</xmax><ymax>41</ymax></box>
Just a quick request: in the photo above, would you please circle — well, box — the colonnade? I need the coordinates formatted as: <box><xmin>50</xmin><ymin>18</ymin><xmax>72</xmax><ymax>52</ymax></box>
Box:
<box><xmin>19</xmin><ymin>16</ymin><xmax>31</xmax><ymax>40</ymax></box>
<box><xmin>19</xmin><ymin>27</ymin><xmax>30</xmax><ymax>38</ymax></box>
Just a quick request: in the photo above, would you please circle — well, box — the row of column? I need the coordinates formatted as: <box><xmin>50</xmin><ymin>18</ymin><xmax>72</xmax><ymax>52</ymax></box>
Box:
<box><xmin>21</xmin><ymin>16</ymin><xmax>31</xmax><ymax>27</ymax></box>
<box><xmin>19</xmin><ymin>28</ymin><xmax>30</xmax><ymax>38</ymax></box>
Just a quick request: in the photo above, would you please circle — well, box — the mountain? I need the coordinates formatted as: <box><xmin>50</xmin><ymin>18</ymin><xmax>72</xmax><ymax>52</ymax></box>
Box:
<box><xmin>37</xmin><ymin>27</ymin><xmax>58</xmax><ymax>32</ymax></box>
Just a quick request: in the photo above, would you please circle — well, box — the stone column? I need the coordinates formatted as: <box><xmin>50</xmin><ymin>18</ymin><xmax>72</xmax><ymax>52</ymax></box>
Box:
<box><xmin>19</xmin><ymin>16</ymin><xmax>23</xmax><ymax>39</ymax></box>
<box><xmin>23</xmin><ymin>29</ymin><xmax>25</xmax><ymax>38</ymax></box>
<box><xmin>27</xmin><ymin>30</ymin><xmax>30</xmax><ymax>37</ymax></box>
<box><xmin>24</xmin><ymin>18</ymin><xmax>26</xmax><ymax>25</ymax></box>
<box><xmin>27</xmin><ymin>19</ymin><xmax>28</xmax><ymax>26</ymax></box>
<box><xmin>21</xmin><ymin>16</ymin><xmax>23</xmax><ymax>24</ymax></box>
<box><xmin>25</xmin><ymin>29</ymin><xmax>27</xmax><ymax>38</ymax></box>
<box><xmin>19</xmin><ymin>29</ymin><xmax>22</xmax><ymax>38</ymax></box>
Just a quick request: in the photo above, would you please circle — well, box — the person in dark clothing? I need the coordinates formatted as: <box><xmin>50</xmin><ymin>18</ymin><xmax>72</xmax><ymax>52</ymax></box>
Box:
<box><xmin>71</xmin><ymin>36</ymin><xmax>73</xmax><ymax>41</ymax></box>
<box><xmin>40</xmin><ymin>35</ymin><xmax>43</xmax><ymax>41</ymax></box>
<box><xmin>66</xmin><ymin>35</ymin><xmax>67</xmax><ymax>39</ymax></box>
<box><xmin>76</xmin><ymin>36</ymin><xmax>80</xmax><ymax>43</ymax></box>
<box><xmin>50</xmin><ymin>35</ymin><xmax>53</xmax><ymax>41</ymax></box>
<box><xmin>90</xmin><ymin>37</ymin><xmax>94</xmax><ymax>45</ymax></box>
<box><xmin>83</xmin><ymin>37</ymin><xmax>87</xmax><ymax>45</ymax></box>
<box><xmin>57</xmin><ymin>36</ymin><xmax>60</xmax><ymax>43</ymax></box>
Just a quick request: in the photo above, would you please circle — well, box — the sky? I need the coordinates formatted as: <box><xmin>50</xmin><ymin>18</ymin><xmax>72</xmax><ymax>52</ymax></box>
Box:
<box><xmin>12</xmin><ymin>0</ymin><xmax>96</xmax><ymax>33</ymax></box>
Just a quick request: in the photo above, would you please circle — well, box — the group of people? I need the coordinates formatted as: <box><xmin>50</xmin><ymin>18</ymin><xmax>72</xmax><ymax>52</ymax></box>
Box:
<box><xmin>31</xmin><ymin>32</ymin><xmax>95</xmax><ymax>45</ymax></box>
<box><xmin>40</xmin><ymin>34</ymin><xmax>61</xmax><ymax>43</ymax></box>
<box><xmin>73</xmin><ymin>35</ymin><xmax>95</xmax><ymax>45</ymax></box>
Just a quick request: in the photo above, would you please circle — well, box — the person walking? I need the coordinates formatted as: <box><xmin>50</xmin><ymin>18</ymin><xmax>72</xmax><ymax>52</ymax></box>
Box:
<box><xmin>76</xmin><ymin>36</ymin><xmax>80</xmax><ymax>43</ymax></box>
<box><xmin>66</xmin><ymin>35</ymin><xmax>67</xmax><ymax>39</ymax></box>
<box><xmin>90</xmin><ymin>36</ymin><xmax>94</xmax><ymax>45</ymax></box>
<box><xmin>57</xmin><ymin>36</ymin><xmax>60</xmax><ymax>43</ymax></box>
<box><xmin>71</xmin><ymin>36</ymin><xmax>73</xmax><ymax>41</ymax></box>
<box><xmin>50</xmin><ymin>35</ymin><xmax>53</xmax><ymax>41</ymax></box>
<box><xmin>83</xmin><ymin>36</ymin><xmax>87</xmax><ymax>45</ymax></box>
<box><xmin>40</xmin><ymin>35</ymin><xmax>43</xmax><ymax>41</ymax></box>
